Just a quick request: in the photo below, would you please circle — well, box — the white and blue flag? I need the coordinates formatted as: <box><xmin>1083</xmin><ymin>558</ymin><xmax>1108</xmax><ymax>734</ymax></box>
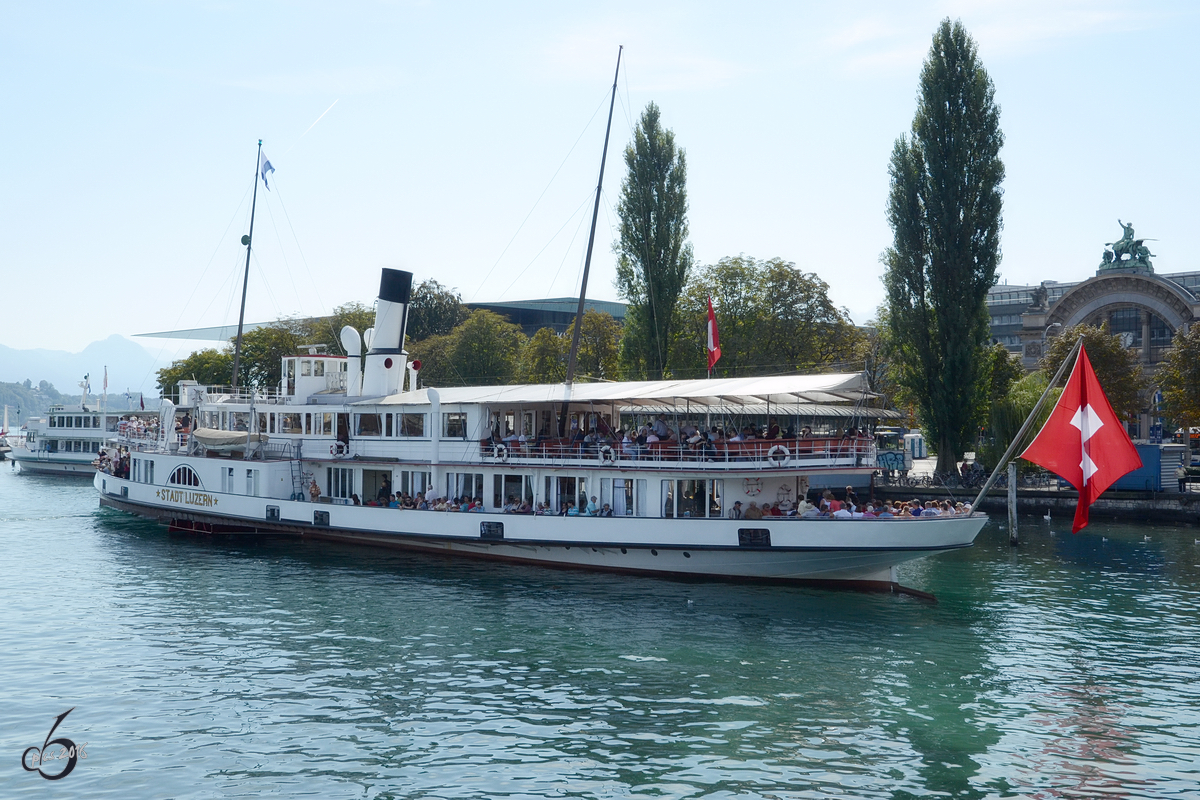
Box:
<box><xmin>260</xmin><ymin>150</ymin><xmax>275</xmax><ymax>190</ymax></box>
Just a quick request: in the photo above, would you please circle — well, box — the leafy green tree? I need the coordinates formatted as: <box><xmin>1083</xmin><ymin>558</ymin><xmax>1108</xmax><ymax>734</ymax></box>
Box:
<box><xmin>407</xmin><ymin>279</ymin><xmax>469</xmax><ymax>342</ymax></box>
<box><xmin>407</xmin><ymin>333</ymin><xmax>456</xmax><ymax>388</ymax></box>
<box><xmin>519</xmin><ymin>327</ymin><xmax>567</xmax><ymax>383</ymax></box>
<box><xmin>156</xmin><ymin>348</ymin><xmax>234</xmax><ymax>401</ymax></box>
<box><xmin>883</xmin><ymin>19</ymin><xmax>1005</xmax><ymax>473</ymax></box>
<box><xmin>985</xmin><ymin>342</ymin><xmax>1025</xmax><ymax>402</ymax></box>
<box><xmin>1039</xmin><ymin>323</ymin><xmax>1148</xmax><ymax>421</ymax></box>
<box><xmin>410</xmin><ymin>310</ymin><xmax>525</xmax><ymax>387</ymax></box>
<box><xmin>615</xmin><ymin>102</ymin><xmax>692</xmax><ymax>380</ymax></box>
<box><xmin>670</xmin><ymin>256</ymin><xmax>863</xmax><ymax>378</ymax></box>
<box><xmin>1158</xmin><ymin>323</ymin><xmax>1200</xmax><ymax>437</ymax></box>
<box><xmin>982</xmin><ymin>372</ymin><xmax>1060</xmax><ymax>475</ymax></box>
<box><xmin>570</xmin><ymin>311</ymin><xmax>622</xmax><ymax>382</ymax></box>
<box><xmin>234</xmin><ymin>323</ymin><xmax>301</xmax><ymax>389</ymax></box>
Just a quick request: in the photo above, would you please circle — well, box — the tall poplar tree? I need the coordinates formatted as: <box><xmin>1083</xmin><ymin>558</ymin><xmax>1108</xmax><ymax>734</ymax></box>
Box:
<box><xmin>883</xmin><ymin>19</ymin><xmax>1005</xmax><ymax>473</ymax></box>
<box><xmin>615</xmin><ymin>102</ymin><xmax>692</xmax><ymax>380</ymax></box>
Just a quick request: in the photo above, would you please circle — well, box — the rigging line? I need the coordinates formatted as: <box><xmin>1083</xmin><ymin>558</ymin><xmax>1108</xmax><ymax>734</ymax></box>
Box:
<box><xmin>284</xmin><ymin>99</ymin><xmax>339</xmax><ymax>156</ymax></box>
<box><xmin>260</xmin><ymin>191</ymin><xmax>305</xmax><ymax>314</ymax></box>
<box><xmin>249</xmin><ymin>249</ymin><xmax>282</xmax><ymax>314</ymax></box>
<box><xmin>270</xmin><ymin>180</ymin><xmax>322</xmax><ymax>313</ymax></box>
<box><xmin>469</xmin><ymin>88</ymin><xmax>612</xmax><ymax>302</ymax></box>
<box><xmin>497</xmin><ymin>188</ymin><xmax>596</xmax><ymax>299</ymax></box>
<box><xmin>545</xmin><ymin>196</ymin><xmax>595</xmax><ymax>299</ymax></box>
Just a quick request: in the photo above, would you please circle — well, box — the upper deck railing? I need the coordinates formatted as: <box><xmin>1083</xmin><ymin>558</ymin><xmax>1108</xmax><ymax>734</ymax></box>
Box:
<box><xmin>476</xmin><ymin>435</ymin><xmax>876</xmax><ymax>471</ymax></box>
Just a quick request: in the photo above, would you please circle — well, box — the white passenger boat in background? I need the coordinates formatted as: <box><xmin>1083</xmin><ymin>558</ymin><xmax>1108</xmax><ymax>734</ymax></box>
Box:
<box><xmin>95</xmin><ymin>268</ymin><xmax>987</xmax><ymax>590</ymax></box>
<box><xmin>9</xmin><ymin>382</ymin><xmax>144</xmax><ymax>476</ymax></box>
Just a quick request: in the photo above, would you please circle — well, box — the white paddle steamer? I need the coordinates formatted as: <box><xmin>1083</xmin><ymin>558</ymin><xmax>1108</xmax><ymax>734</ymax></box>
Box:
<box><xmin>95</xmin><ymin>269</ymin><xmax>986</xmax><ymax>589</ymax></box>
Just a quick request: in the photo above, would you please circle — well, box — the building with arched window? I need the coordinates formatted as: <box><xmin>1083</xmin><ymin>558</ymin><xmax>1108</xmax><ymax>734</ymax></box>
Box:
<box><xmin>985</xmin><ymin>231</ymin><xmax>1200</xmax><ymax>438</ymax></box>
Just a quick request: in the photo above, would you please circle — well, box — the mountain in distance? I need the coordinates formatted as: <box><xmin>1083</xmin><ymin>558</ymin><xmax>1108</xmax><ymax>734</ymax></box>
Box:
<box><xmin>0</xmin><ymin>334</ymin><xmax>171</xmax><ymax>398</ymax></box>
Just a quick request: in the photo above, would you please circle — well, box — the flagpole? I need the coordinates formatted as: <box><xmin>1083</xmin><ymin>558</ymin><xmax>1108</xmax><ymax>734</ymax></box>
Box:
<box><xmin>231</xmin><ymin>139</ymin><xmax>263</xmax><ymax>393</ymax></box>
<box><xmin>970</xmin><ymin>335</ymin><xmax>1084</xmax><ymax>511</ymax></box>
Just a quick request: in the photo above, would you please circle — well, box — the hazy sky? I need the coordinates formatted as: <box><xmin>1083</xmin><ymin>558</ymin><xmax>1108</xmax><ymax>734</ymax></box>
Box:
<box><xmin>3</xmin><ymin>1</ymin><xmax>1197</xmax><ymax>370</ymax></box>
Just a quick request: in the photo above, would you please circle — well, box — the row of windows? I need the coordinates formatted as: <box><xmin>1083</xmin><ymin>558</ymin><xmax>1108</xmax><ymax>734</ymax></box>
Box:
<box><xmin>49</xmin><ymin>415</ymin><xmax>107</xmax><ymax>429</ymax></box>
<box><xmin>46</xmin><ymin>440</ymin><xmax>100</xmax><ymax>453</ymax></box>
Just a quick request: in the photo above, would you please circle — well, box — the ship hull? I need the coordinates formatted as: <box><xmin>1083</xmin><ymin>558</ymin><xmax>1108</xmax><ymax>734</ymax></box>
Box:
<box><xmin>96</xmin><ymin>472</ymin><xmax>984</xmax><ymax>587</ymax></box>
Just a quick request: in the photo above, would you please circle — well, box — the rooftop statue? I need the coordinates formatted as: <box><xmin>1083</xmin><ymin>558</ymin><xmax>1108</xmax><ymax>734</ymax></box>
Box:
<box><xmin>1100</xmin><ymin>219</ymin><xmax>1155</xmax><ymax>272</ymax></box>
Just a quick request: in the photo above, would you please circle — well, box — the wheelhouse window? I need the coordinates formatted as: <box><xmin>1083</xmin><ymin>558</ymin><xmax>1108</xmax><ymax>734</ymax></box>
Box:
<box><xmin>169</xmin><ymin>466</ymin><xmax>202</xmax><ymax>487</ymax></box>
<box><xmin>355</xmin><ymin>413</ymin><xmax>382</xmax><ymax>437</ymax></box>
<box><xmin>279</xmin><ymin>413</ymin><xmax>302</xmax><ymax>434</ymax></box>
<box><xmin>400</xmin><ymin>413</ymin><xmax>425</xmax><ymax>437</ymax></box>
<box><xmin>443</xmin><ymin>412</ymin><xmax>467</xmax><ymax>439</ymax></box>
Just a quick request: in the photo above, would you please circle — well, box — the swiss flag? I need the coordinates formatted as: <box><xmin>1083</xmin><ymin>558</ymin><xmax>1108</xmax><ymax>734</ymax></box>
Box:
<box><xmin>1020</xmin><ymin>344</ymin><xmax>1142</xmax><ymax>532</ymax></box>
<box><xmin>706</xmin><ymin>296</ymin><xmax>722</xmax><ymax>372</ymax></box>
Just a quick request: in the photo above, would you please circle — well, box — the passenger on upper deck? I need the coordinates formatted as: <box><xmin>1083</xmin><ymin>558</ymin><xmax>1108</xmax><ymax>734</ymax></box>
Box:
<box><xmin>766</xmin><ymin>418</ymin><xmax>780</xmax><ymax>440</ymax></box>
<box><xmin>652</xmin><ymin>416</ymin><xmax>670</xmax><ymax>440</ymax></box>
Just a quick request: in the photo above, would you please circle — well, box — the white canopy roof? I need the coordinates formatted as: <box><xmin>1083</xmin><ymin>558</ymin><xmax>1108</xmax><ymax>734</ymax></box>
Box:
<box><xmin>363</xmin><ymin>373</ymin><xmax>871</xmax><ymax>409</ymax></box>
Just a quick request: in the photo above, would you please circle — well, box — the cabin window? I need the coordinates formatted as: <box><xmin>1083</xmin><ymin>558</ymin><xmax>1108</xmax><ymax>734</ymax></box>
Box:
<box><xmin>168</xmin><ymin>466</ymin><xmax>202</xmax><ymax>488</ymax></box>
<box><xmin>286</xmin><ymin>359</ymin><xmax>296</xmax><ymax>395</ymax></box>
<box><xmin>400</xmin><ymin>471</ymin><xmax>429</xmax><ymax>497</ymax></box>
<box><xmin>49</xmin><ymin>416</ymin><xmax>57</xmax><ymax>428</ymax></box>
<box><xmin>146</xmin><ymin>460</ymin><xmax>154</xmax><ymax>484</ymax></box>
<box><xmin>301</xmin><ymin>360</ymin><xmax>312</xmax><ymax>377</ymax></box>
<box><xmin>313</xmin><ymin>360</ymin><xmax>325</xmax><ymax>377</ymax></box>
<box><xmin>257</xmin><ymin>413</ymin><xmax>267</xmax><ymax>433</ymax></box>
<box><xmin>246</xmin><ymin>469</ymin><xmax>260</xmax><ymax>497</ymax></box>
<box><xmin>76</xmin><ymin>416</ymin><xmax>84</xmax><ymax>428</ymax></box>
<box><xmin>662</xmin><ymin>480</ymin><xmax>674</xmax><ymax>518</ymax></box>
<box><xmin>385</xmin><ymin>413</ymin><xmax>393</xmax><ymax>437</ymax></box>
<box><xmin>443</xmin><ymin>412</ymin><xmax>467</xmax><ymax>439</ymax></box>
<box><xmin>612</xmin><ymin>479</ymin><xmax>635</xmax><ymax>516</ymax></box>
<box><xmin>230</xmin><ymin>412</ymin><xmax>249</xmax><ymax>432</ymax></box>
<box><xmin>327</xmin><ymin>467</ymin><xmax>353</xmax><ymax>500</ymax></box>
<box><xmin>355</xmin><ymin>413</ymin><xmax>382</xmax><ymax>436</ymax></box>
<box><xmin>494</xmin><ymin>474</ymin><xmax>532</xmax><ymax>509</ymax></box>
<box><xmin>321</xmin><ymin>413</ymin><xmax>333</xmax><ymax>435</ymax></box>
<box><xmin>222</xmin><ymin>467</ymin><xmax>234</xmax><ymax>493</ymax></box>
<box><xmin>279</xmin><ymin>413</ymin><xmax>302</xmax><ymax>434</ymax></box>
<box><xmin>65</xmin><ymin>416</ymin><xmax>74</xmax><ymax>428</ymax></box>
<box><xmin>400</xmin><ymin>413</ymin><xmax>425</xmax><ymax>437</ymax></box>
<box><xmin>268</xmin><ymin>414</ymin><xmax>276</xmax><ymax>434</ymax></box>
<box><xmin>450</xmin><ymin>473</ymin><xmax>482</xmax><ymax>502</ymax></box>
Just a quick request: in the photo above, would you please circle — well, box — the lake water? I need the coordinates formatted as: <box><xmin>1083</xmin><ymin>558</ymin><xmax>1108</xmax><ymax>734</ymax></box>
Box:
<box><xmin>3</xmin><ymin>465</ymin><xmax>1199</xmax><ymax>799</ymax></box>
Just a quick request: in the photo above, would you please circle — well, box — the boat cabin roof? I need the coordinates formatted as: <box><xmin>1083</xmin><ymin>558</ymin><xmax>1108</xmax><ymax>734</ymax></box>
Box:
<box><xmin>358</xmin><ymin>373</ymin><xmax>871</xmax><ymax>409</ymax></box>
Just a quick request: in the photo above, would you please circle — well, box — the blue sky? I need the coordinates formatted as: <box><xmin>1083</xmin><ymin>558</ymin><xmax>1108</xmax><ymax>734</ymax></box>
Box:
<box><xmin>3</xmin><ymin>1</ymin><xmax>1197</xmax><ymax>377</ymax></box>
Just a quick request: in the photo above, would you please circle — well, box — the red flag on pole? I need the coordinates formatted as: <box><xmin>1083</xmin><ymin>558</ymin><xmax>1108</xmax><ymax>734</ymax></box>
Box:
<box><xmin>706</xmin><ymin>297</ymin><xmax>721</xmax><ymax>373</ymax></box>
<box><xmin>1019</xmin><ymin>344</ymin><xmax>1142</xmax><ymax>532</ymax></box>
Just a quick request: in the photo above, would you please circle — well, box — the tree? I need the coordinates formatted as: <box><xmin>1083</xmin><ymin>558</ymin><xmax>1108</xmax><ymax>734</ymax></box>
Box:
<box><xmin>570</xmin><ymin>311</ymin><xmax>622</xmax><ymax>382</ymax></box>
<box><xmin>407</xmin><ymin>333</ymin><xmax>456</xmax><ymax>388</ymax></box>
<box><xmin>519</xmin><ymin>327</ymin><xmax>567</xmax><ymax>383</ymax></box>
<box><xmin>1158</xmin><ymin>324</ymin><xmax>1200</xmax><ymax>437</ymax></box>
<box><xmin>1039</xmin><ymin>323</ymin><xmax>1148</xmax><ymax>421</ymax></box>
<box><xmin>411</xmin><ymin>310</ymin><xmax>526</xmax><ymax>387</ymax></box>
<box><xmin>985</xmin><ymin>342</ymin><xmax>1024</xmax><ymax>402</ymax></box>
<box><xmin>883</xmin><ymin>19</ymin><xmax>1005</xmax><ymax>473</ymax></box>
<box><xmin>156</xmin><ymin>348</ymin><xmax>234</xmax><ymax>401</ymax></box>
<box><xmin>614</xmin><ymin>102</ymin><xmax>693</xmax><ymax>380</ymax></box>
<box><xmin>234</xmin><ymin>323</ymin><xmax>301</xmax><ymax>389</ymax></box>
<box><xmin>980</xmin><ymin>371</ymin><xmax>1060</xmax><ymax>473</ymax></box>
<box><xmin>670</xmin><ymin>256</ymin><xmax>864</xmax><ymax>379</ymax></box>
<box><xmin>407</xmin><ymin>279</ymin><xmax>469</xmax><ymax>342</ymax></box>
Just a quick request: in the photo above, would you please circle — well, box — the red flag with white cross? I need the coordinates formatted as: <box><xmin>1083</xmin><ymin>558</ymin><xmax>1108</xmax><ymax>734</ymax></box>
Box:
<box><xmin>1019</xmin><ymin>344</ymin><xmax>1142</xmax><ymax>533</ymax></box>
<box><xmin>706</xmin><ymin>297</ymin><xmax>722</xmax><ymax>373</ymax></box>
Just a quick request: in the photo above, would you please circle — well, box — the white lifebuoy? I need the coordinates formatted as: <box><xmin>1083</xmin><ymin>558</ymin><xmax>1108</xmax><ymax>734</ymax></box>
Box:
<box><xmin>597</xmin><ymin>444</ymin><xmax>615</xmax><ymax>463</ymax></box>
<box><xmin>766</xmin><ymin>444</ymin><xmax>791</xmax><ymax>467</ymax></box>
<box><xmin>331</xmin><ymin>441</ymin><xmax>348</xmax><ymax>457</ymax></box>
<box><xmin>493</xmin><ymin>443</ymin><xmax>509</xmax><ymax>462</ymax></box>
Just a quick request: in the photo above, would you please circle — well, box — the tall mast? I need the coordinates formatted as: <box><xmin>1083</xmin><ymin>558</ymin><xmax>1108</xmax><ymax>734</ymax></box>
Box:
<box><xmin>231</xmin><ymin>139</ymin><xmax>263</xmax><ymax>392</ymax></box>
<box><xmin>564</xmin><ymin>46</ymin><xmax>622</xmax><ymax>386</ymax></box>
